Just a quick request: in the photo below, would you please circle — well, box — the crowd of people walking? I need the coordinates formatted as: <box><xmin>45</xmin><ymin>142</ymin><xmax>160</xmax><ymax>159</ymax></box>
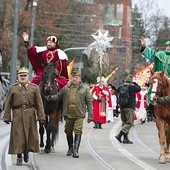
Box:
<box><xmin>2</xmin><ymin>33</ymin><xmax>170</xmax><ymax>166</ymax></box>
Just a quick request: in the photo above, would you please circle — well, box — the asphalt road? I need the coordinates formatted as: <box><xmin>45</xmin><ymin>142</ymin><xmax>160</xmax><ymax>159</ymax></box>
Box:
<box><xmin>0</xmin><ymin>116</ymin><xmax>170</xmax><ymax>170</ymax></box>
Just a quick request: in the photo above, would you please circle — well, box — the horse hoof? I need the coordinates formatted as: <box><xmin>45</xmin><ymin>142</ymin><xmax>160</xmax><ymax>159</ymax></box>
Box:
<box><xmin>45</xmin><ymin>148</ymin><xmax>51</xmax><ymax>154</ymax></box>
<box><xmin>159</xmin><ymin>157</ymin><xmax>166</xmax><ymax>164</ymax></box>
<box><xmin>40</xmin><ymin>143</ymin><xmax>44</xmax><ymax>148</ymax></box>
<box><xmin>166</xmin><ymin>157</ymin><xmax>170</xmax><ymax>163</ymax></box>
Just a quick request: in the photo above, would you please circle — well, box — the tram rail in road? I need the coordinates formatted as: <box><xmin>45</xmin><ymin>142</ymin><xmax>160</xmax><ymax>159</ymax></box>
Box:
<box><xmin>0</xmin><ymin>118</ymin><xmax>169</xmax><ymax>170</ymax></box>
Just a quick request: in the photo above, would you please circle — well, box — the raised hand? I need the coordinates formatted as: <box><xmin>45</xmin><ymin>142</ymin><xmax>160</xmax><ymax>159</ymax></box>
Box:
<box><xmin>22</xmin><ymin>32</ymin><xmax>29</xmax><ymax>41</ymax></box>
<box><xmin>139</xmin><ymin>36</ymin><xmax>146</xmax><ymax>47</ymax></box>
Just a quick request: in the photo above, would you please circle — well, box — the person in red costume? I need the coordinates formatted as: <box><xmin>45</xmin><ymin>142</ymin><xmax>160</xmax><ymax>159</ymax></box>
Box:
<box><xmin>135</xmin><ymin>85</ymin><xmax>147</xmax><ymax>124</ymax></box>
<box><xmin>22</xmin><ymin>32</ymin><xmax>68</xmax><ymax>90</ymax></box>
<box><xmin>91</xmin><ymin>76</ymin><xmax>112</xmax><ymax>129</ymax></box>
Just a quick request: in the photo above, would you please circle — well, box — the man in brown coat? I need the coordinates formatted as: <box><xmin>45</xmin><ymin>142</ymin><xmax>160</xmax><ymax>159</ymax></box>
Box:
<box><xmin>3</xmin><ymin>67</ymin><xmax>45</xmax><ymax>166</ymax></box>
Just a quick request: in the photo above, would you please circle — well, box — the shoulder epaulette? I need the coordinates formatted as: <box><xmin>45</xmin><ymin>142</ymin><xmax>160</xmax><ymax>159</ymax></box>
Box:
<box><xmin>10</xmin><ymin>83</ymin><xmax>18</xmax><ymax>87</ymax></box>
<box><xmin>30</xmin><ymin>82</ymin><xmax>38</xmax><ymax>87</ymax></box>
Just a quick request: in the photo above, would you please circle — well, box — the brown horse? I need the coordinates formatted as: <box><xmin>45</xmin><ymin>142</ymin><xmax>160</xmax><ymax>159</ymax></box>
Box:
<box><xmin>39</xmin><ymin>62</ymin><xmax>61</xmax><ymax>153</ymax></box>
<box><xmin>150</xmin><ymin>70</ymin><xmax>170</xmax><ymax>163</ymax></box>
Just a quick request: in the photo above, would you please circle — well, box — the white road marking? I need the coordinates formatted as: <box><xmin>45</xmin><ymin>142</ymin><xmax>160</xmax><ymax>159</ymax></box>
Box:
<box><xmin>109</xmin><ymin>119</ymin><xmax>157</xmax><ymax>170</ymax></box>
<box><xmin>0</xmin><ymin>134</ymin><xmax>12</xmax><ymax>170</ymax></box>
<box><xmin>5</xmin><ymin>142</ymin><xmax>12</xmax><ymax>170</ymax></box>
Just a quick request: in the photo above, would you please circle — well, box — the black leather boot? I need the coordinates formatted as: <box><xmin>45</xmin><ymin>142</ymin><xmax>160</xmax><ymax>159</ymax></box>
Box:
<box><xmin>93</xmin><ymin>122</ymin><xmax>98</xmax><ymax>129</ymax></box>
<box><xmin>73</xmin><ymin>134</ymin><xmax>81</xmax><ymax>158</ymax></box>
<box><xmin>66</xmin><ymin>135</ymin><xmax>73</xmax><ymax>156</ymax></box>
<box><xmin>98</xmin><ymin>123</ymin><xmax>102</xmax><ymax>129</ymax></box>
<box><xmin>115</xmin><ymin>131</ymin><xmax>125</xmax><ymax>143</ymax></box>
<box><xmin>24</xmin><ymin>152</ymin><xmax>29</xmax><ymax>162</ymax></box>
<box><xmin>123</xmin><ymin>133</ymin><xmax>133</xmax><ymax>144</ymax></box>
<box><xmin>16</xmin><ymin>154</ymin><xmax>22</xmax><ymax>166</ymax></box>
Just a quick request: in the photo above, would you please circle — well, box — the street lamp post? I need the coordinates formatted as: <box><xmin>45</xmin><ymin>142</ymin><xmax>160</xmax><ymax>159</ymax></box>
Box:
<box><xmin>0</xmin><ymin>49</ymin><xmax>2</xmax><ymax>69</ymax></box>
<box><xmin>28</xmin><ymin>0</ymin><xmax>37</xmax><ymax>79</ymax></box>
<box><xmin>10</xmin><ymin>0</ymin><xmax>19</xmax><ymax>84</ymax></box>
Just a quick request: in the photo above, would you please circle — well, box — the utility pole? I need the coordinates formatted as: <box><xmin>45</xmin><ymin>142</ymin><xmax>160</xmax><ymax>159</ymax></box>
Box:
<box><xmin>0</xmin><ymin>49</ymin><xmax>2</xmax><ymax>69</ymax></box>
<box><xmin>10</xmin><ymin>0</ymin><xmax>19</xmax><ymax>84</ymax></box>
<box><xmin>28</xmin><ymin>0</ymin><xmax>37</xmax><ymax>79</ymax></box>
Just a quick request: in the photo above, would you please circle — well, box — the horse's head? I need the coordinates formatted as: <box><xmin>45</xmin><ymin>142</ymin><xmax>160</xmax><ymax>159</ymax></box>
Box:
<box><xmin>150</xmin><ymin>70</ymin><xmax>170</xmax><ymax>100</ymax></box>
<box><xmin>42</xmin><ymin>62</ymin><xmax>57</xmax><ymax>93</ymax></box>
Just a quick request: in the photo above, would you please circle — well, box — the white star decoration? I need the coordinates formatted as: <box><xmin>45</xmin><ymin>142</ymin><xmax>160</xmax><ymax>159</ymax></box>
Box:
<box><xmin>83</xmin><ymin>29</ymin><xmax>113</xmax><ymax>74</ymax></box>
<box><xmin>83</xmin><ymin>29</ymin><xmax>114</xmax><ymax>57</ymax></box>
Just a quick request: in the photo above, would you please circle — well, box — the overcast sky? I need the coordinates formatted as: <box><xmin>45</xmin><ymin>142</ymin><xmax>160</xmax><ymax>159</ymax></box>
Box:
<box><xmin>132</xmin><ymin>0</ymin><xmax>170</xmax><ymax>18</ymax></box>
<box><xmin>157</xmin><ymin>0</ymin><xmax>170</xmax><ymax>17</ymax></box>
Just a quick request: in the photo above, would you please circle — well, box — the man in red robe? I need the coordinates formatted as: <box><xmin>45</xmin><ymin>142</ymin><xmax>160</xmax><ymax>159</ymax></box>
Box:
<box><xmin>91</xmin><ymin>76</ymin><xmax>112</xmax><ymax>129</ymax></box>
<box><xmin>22</xmin><ymin>32</ymin><xmax>68</xmax><ymax>90</ymax></box>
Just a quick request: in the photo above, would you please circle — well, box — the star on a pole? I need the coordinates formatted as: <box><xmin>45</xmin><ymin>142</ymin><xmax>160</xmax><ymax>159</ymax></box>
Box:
<box><xmin>83</xmin><ymin>29</ymin><xmax>114</xmax><ymax>57</ymax></box>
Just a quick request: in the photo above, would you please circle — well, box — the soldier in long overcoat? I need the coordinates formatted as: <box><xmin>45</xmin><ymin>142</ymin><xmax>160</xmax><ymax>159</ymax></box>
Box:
<box><xmin>3</xmin><ymin>67</ymin><xmax>45</xmax><ymax>166</ymax></box>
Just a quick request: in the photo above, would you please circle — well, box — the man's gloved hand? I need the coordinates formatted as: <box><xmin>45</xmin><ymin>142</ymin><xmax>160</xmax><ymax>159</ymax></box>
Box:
<box><xmin>45</xmin><ymin>95</ymin><xmax>52</xmax><ymax>101</ymax></box>
<box><xmin>40</xmin><ymin>120</ymin><xmax>46</xmax><ymax>125</ymax></box>
<box><xmin>150</xmin><ymin>96</ymin><xmax>158</xmax><ymax>105</ymax></box>
<box><xmin>150</xmin><ymin>99</ymin><xmax>156</xmax><ymax>105</ymax></box>
<box><xmin>132</xmin><ymin>82</ymin><xmax>138</xmax><ymax>85</ymax></box>
<box><xmin>87</xmin><ymin>117</ymin><xmax>92</xmax><ymax>123</ymax></box>
<box><xmin>97</xmin><ymin>98</ymin><xmax>102</xmax><ymax>102</ymax></box>
<box><xmin>4</xmin><ymin>121</ymin><xmax>10</xmax><ymax>124</ymax></box>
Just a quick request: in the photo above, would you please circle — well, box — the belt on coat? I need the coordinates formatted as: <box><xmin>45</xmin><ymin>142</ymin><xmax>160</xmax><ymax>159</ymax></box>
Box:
<box><xmin>13</xmin><ymin>105</ymin><xmax>35</xmax><ymax>109</ymax></box>
<box><xmin>68</xmin><ymin>104</ymin><xmax>76</xmax><ymax>108</ymax></box>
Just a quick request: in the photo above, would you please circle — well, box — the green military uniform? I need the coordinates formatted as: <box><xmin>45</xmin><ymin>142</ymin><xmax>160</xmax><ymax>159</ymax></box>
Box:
<box><xmin>50</xmin><ymin>82</ymin><xmax>92</xmax><ymax>133</ymax></box>
<box><xmin>3</xmin><ymin>82</ymin><xmax>45</xmax><ymax>154</ymax></box>
<box><xmin>65</xmin><ymin>83</ymin><xmax>84</xmax><ymax>135</ymax></box>
<box><xmin>48</xmin><ymin>73</ymin><xmax>92</xmax><ymax>158</ymax></box>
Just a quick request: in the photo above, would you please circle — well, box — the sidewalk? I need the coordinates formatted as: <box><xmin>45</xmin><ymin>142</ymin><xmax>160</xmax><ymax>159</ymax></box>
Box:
<box><xmin>0</xmin><ymin>111</ymin><xmax>3</xmax><ymax>120</ymax></box>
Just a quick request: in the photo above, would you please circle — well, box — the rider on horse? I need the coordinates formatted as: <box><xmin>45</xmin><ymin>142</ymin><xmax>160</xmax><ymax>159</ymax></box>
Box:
<box><xmin>140</xmin><ymin>37</ymin><xmax>170</xmax><ymax>121</ymax></box>
<box><xmin>22</xmin><ymin>32</ymin><xmax>68</xmax><ymax>90</ymax></box>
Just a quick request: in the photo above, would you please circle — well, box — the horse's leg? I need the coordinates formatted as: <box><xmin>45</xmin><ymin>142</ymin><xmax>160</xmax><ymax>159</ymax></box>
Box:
<box><xmin>51</xmin><ymin>126</ymin><xmax>58</xmax><ymax>149</ymax></box>
<box><xmin>45</xmin><ymin>128</ymin><xmax>52</xmax><ymax>153</ymax></box>
<box><xmin>156</xmin><ymin>117</ymin><xmax>166</xmax><ymax>164</ymax></box>
<box><xmin>165</xmin><ymin>123</ymin><xmax>170</xmax><ymax>163</ymax></box>
<box><xmin>51</xmin><ymin>111</ymin><xmax>60</xmax><ymax>149</ymax></box>
<box><xmin>45</xmin><ymin>116</ymin><xmax>54</xmax><ymax>153</ymax></box>
<box><xmin>39</xmin><ymin>121</ymin><xmax>45</xmax><ymax>148</ymax></box>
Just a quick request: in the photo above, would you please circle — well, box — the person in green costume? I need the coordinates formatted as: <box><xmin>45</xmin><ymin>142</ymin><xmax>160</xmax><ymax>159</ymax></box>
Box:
<box><xmin>140</xmin><ymin>36</ymin><xmax>170</xmax><ymax>121</ymax></box>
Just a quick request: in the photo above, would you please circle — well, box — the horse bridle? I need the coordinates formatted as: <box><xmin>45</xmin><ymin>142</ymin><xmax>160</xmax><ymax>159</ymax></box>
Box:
<box><xmin>150</xmin><ymin>77</ymin><xmax>162</xmax><ymax>97</ymax></box>
<box><xmin>150</xmin><ymin>91</ymin><xmax>158</xmax><ymax>95</ymax></box>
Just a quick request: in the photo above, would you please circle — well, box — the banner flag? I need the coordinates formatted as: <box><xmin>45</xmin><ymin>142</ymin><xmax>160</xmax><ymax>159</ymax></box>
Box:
<box><xmin>133</xmin><ymin>62</ymin><xmax>154</xmax><ymax>86</ymax></box>
<box><xmin>67</xmin><ymin>58</ymin><xmax>75</xmax><ymax>78</ymax></box>
<box><xmin>105</xmin><ymin>66</ymin><xmax>118</xmax><ymax>82</ymax></box>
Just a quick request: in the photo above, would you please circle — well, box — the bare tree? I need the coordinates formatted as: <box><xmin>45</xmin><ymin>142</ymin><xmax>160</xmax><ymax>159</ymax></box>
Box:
<box><xmin>133</xmin><ymin>0</ymin><xmax>170</xmax><ymax>45</ymax></box>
